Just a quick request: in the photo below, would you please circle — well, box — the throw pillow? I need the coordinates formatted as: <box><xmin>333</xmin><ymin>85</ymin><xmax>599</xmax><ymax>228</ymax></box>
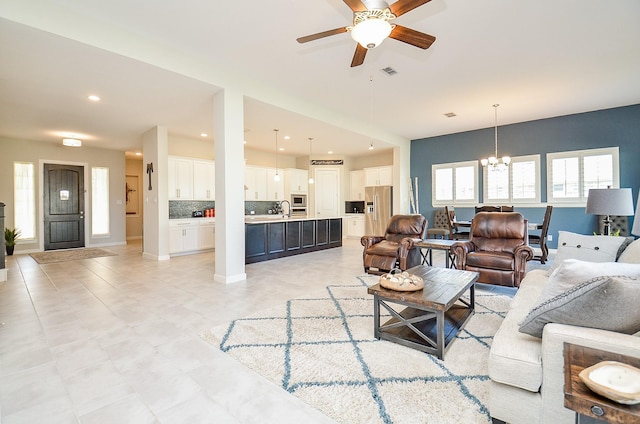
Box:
<box><xmin>547</xmin><ymin>231</ymin><xmax>628</xmax><ymax>275</ymax></box>
<box><xmin>618</xmin><ymin>238</ymin><xmax>640</xmax><ymax>264</ymax></box>
<box><xmin>537</xmin><ymin>259</ymin><xmax>640</xmax><ymax>305</ymax></box>
<box><xmin>519</xmin><ymin>275</ymin><xmax>640</xmax><ymax>338</ymax></box>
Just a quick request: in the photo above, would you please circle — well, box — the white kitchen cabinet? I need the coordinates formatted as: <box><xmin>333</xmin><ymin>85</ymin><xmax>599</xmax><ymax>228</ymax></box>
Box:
<box><xmin>199</xmin><ymin>221</ymin><xmax>215</xmax><ymax>250</ymax></box>
<box><xmin>168</xmin><ymin>157</ymin><xmax>194</xmax><ymax>200</ymax></box>
<box><xmin>193</xmin><ymin>160</ymin><xmax>215</xmax><ymax>200</ymax></box>
<box><xmin>285</xmin><ymin>168</ymin><xmax>309</xmax><ymax>194</ymax></box>
<box><xmin>350</xmin><ymin>170</ymin><xmax>365</xmax><ymax>200</ymax></box>
<box><xmin>266</xmin><ymin>168</ymin><xmax>285</xmax><ymax>201</ymax></box>
<box><xmin>364</xmin><ymin>166</ymin><xmax>393</xmax><ymax>187</ymax></box>
<box><xmin>244</xmin><ymin>166</ymin><xmax>268</xmax><ymax>201</ymax></box>
<box><xmin>169</xmin><ymin>220</ymin><xmax>199</xmax><ymax>254</ymax></box>
<box><xmin>346</xmin><ymin>215</ymin><xmax>365</xmax><ymax>238</ymax></box>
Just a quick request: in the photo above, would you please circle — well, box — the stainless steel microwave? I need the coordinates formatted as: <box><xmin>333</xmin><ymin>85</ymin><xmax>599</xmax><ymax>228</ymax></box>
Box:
<box><xmin>291</xmin><ymin>194</ymin><xmax>307</xmax><ymax>207</ymax></box>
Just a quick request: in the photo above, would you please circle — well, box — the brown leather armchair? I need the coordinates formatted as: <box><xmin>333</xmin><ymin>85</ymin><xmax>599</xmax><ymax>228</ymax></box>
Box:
<box><xmin>451</xmin><ymin>212</ymin><xmax>534</xmax><ymax>287</ymax></box>
<box><xmin>361</xmin><ymin>214</ymin><xmax>427</xmax><ymax>275</ymax></box>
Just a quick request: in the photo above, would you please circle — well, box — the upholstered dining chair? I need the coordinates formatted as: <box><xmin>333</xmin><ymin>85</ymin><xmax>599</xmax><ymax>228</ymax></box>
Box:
<box><xmin>475</xmin><ymin>206</ymin><xmax>501</xmax><ymax>213</ymax></box>
<box><xmin>528</xmin><ymin>205</ymin><xmax>553</xmax><ymax>264</ymax></box>
<box><xmin>445</xmin><ymin>206</ymin><xmax>470</xmax><ymax>240</ymax></box>
<box><xmin>361</xmin><ymin>214</ymin><xmax>427</xmax><ymax>275</ymax></box>
<box><xmin>426</xmin><ymin>208</ymin><xmax>449</xmax><ymax>239</ymax></box>
<box><xmin>500</xmin><ymin>205</ymin><xmax>514</xmax><ymax>212</ymax></box>
<box><xmin>451</xmin><ymin>212</ymin><xmax>534</xmax><ymax>287</ymax></box>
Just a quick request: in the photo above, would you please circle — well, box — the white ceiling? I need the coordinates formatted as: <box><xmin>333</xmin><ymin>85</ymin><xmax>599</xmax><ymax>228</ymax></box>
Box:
<box><xmin>1</xmin><ymin>0</ymin><xmax>639</xmax><ymax>158</ymax></box>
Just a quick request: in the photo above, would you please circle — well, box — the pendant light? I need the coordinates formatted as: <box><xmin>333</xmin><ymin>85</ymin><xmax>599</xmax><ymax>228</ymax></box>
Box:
<box><xmin>481</xmin><ymin>104</ymin><xmax>511</xmax><ymax>169</ymax></box>
<box><xmin>273</xmin><ymin>129</ymin><xmax>280</xmax><ymax>182</ymax></box>
<box><xmin>308</xmin><ymin>137</ymin><xmax>314</xmax><ymax>184</ymax></box>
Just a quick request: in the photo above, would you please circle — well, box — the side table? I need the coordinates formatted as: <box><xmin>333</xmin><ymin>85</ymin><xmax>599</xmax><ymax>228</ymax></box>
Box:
<box><xmin>564</xmin><ymin>343</ymin><xmax>640</xmax><ymax>423</ymax></box>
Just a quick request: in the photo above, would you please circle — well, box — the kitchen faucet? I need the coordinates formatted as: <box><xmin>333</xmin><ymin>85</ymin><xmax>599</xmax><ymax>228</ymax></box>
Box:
<box><xmin>279</xmin><ymin>200</ymin><xmax>291</xmax><ymax>218</ymax></box>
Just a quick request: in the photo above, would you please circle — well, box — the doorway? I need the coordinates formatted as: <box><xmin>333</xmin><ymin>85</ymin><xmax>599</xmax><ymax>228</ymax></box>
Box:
<box><xmin>43</xmin><ymin>163</ymin><xmax>85</xmax><ymax>250</ymax></box>
<box><xmin>315</xmin><ymin>168</ymin><xmax>340</xmax><ymax>217</ymax></box>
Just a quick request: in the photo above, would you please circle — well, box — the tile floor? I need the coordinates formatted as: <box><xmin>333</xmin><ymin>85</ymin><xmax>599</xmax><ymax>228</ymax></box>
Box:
<box><xmin>0</xmin><ymin>239</ymin><xmax>517</xmax><ymax>423</ymax></box>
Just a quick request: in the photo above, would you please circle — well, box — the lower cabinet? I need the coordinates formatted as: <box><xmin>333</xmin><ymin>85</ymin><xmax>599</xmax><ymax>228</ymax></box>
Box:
<box><xmin>346</xmin><ymin>215</ymin><xmax>365</xmax><ymax>239</ymax></box>
<box><xmin>246</xmin><ymin>218</ymin><xmax>342</xmax><ymax>264</ymax></box>
<box><xmin>169</xmin><ymin>219</ymin><xmax>215</xmax><ymax>255</ymax></box>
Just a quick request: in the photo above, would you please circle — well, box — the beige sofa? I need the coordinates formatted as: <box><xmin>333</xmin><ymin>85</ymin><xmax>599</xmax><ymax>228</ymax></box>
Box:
<box><xmin>487</xmin><ymin>234</ymin><xmax>640</xmax><ymax>424</ymax></box>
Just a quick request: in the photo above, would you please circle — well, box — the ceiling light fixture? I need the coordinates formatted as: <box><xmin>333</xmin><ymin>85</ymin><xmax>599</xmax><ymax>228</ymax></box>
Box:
<box><xmin>273</xmin><ymin>129</ymin><xmax>280</xmax><ymax>182</ymax></box>
<box><xmin>350</xmin><ymin>10</ymin><xmax>395</xmax><ymax>49</ymax></box>
<box><xmin>369</xmin><ymin>142</ymin><xmax>374</xmax><ymax>150</ymax></box>
<box><xmin>62</xmin><ymin>138</ymin><xmax>82</xmax><ymax>147</ymax></box>
<box><xmin>308</xmin><ymin>137</ymin><xmax>314</xmax><ymax>185</ymax></box>
<box><xmin>88</xmin><ymin>95</ymin><xmax>100</xmax><ymax>102</ymax></box>
<box><xmin>200</xmin><ymin>133</ymin><xmax>208</xmax><ymax>137</ymax></box>
<box><xmin>481</xmin><ymin>104</ymin><xmax>511</xmax><ymax>170</ymax></box>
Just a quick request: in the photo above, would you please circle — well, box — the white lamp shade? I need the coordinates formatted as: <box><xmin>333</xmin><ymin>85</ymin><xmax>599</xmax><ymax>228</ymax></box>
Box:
<box><xmin>632</xmin><ymin>195</ymin><xmax>640</xmax><ymax>236</ymax></box>
<box><xmin>585</xmin><ymin>188</ymin><xmax>635</xmax><ymax>216</ymax></box>
<box><xmin>351</xmin><ymin>19</ymin><xmax>392</xmax><ymax>49</ymax></box>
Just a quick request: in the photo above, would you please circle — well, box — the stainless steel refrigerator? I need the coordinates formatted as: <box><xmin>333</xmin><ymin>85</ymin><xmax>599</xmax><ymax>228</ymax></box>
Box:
<box><xmin>365</xmin><ymin>186</ymin><xmax>393</xmax><ymax>235</ymax></box>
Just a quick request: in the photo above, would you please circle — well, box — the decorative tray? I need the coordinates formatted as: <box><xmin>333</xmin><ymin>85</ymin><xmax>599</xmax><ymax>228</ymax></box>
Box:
<box><xmin>379</xmin><ymin>269</ymin><xmax>424</xmax><ymax>292</ymax></box>
<box><xmin>578</xmin><ymin>361</ymin><xmax>640</xmax><ymax>405</ymax></box>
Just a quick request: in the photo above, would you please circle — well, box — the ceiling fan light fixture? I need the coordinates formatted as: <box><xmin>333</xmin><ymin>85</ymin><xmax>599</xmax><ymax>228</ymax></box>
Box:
<box><xmin>351</xmin><ymin>18</ymin><xmax>392</xmax><ymax>49</ymax></box>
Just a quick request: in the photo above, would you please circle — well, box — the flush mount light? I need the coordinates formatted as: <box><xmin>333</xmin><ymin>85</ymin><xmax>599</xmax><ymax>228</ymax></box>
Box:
<box><xmin>62</xmin><ymin>138</ymin><xmax>82</xmax><ymax>147</ymax></box>
<box><xmin>88</xmin><ymin>95</ymin><xmax>100</xmax><ymax>102</ymax></box>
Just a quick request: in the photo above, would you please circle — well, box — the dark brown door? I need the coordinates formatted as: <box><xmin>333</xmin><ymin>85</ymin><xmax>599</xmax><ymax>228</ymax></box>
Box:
<box><xmin>44</xmin><ymin>164</ymin><xmax>85</xmax><ymax>250</ymax></box>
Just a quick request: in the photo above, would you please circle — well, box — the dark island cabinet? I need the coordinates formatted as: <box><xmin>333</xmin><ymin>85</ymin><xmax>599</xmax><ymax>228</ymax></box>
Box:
<box><xmin>246</xmin><ymin>218</ymin><xmax>342</xmax><ymax>264</ymax></box>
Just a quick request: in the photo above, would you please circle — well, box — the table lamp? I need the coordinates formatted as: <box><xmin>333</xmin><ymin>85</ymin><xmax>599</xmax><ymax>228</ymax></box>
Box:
<box><xmin>585</xmin><ymin>188</ymin><xmax>634</xmax><ymax>235</ymax></box>
<box><xmin>632</xmin><ymin>195</ymin><xmax>640</xmax><ymax>236</ymax></box>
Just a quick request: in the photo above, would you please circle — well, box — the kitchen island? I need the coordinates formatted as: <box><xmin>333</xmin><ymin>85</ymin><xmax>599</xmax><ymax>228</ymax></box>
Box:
<box><xmin>245</xmin><ymin>216</ymin><xmax>342</xmax><ymax>264</ymax></box>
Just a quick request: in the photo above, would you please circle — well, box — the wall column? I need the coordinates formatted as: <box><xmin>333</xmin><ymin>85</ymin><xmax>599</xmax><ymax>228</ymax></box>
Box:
<box><xmin>214</xmin><ymin>89</ymin><xmax>246</xmax><ymax>283</ymax></box>
<box><xmin>142</xmin><ymin>126</ymin><xmax>170</xmax><ymax>260</ymax></box>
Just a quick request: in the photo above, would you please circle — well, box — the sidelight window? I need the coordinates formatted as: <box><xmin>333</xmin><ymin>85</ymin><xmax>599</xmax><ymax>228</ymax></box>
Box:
<box><xmin>91</xmin><ymin>167</ymin><xmax>110</xmax><ymax>236</ymax></box>
<box><xmin>13</xmin><ymin>162</ymin><xmax>35</xmax><ymax>240</ymax></box>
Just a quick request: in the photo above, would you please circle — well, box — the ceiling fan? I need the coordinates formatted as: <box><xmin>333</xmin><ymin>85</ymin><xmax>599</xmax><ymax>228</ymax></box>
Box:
<box><xmin>296</xmin><ymin>0</ymin><xmax>436</xmax><ymax>67</ymax></box>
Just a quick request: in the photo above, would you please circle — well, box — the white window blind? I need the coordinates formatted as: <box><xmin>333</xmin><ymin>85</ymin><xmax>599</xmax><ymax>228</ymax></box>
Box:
<box><xmin>484</xmin><ymin>155</ymin><xmax>540</xmax><ymax>204</ymax></box>
<box><xmin>432</xmin><ymin>161</ymin><xmax>478</xmax><ymax>206</ymax></box>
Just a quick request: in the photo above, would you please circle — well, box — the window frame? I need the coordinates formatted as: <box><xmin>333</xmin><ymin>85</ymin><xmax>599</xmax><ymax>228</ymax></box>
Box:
<box><xmin>482</xmin><ymin>154</ymin><xmax>541</xmax><ymax>205</ymax></box>
<box><xmin>13</xmin><ymin>162</ymin><xmax>36</xmax><ymax>241</ymax></box>
<box><xmin>546</xmin><ymin>147</ymin><xmax>620</xmax><ymax>207</ymax></box>
<box><xmin>432</xmin><ymin>160</ymin><xmax>479</xmax><ymax>207</ymax></box>
<box><xmin>91</xmin><ymin>167</ymin><xmax>110</xmax><ymax>237</ymax></box>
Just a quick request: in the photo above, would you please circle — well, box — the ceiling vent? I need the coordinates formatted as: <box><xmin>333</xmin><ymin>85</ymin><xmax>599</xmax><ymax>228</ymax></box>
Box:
<box><xmin>380</xmin><ymin>67</ymin><xmax>397</xmax><ymax>76</ymax></box>
<box><xmin>444</xmin><ymin>112</ymin><xmax>457</xmax><ymax>118</ymax></box>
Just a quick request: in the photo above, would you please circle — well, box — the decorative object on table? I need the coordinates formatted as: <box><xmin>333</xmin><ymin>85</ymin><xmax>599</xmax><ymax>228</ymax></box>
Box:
<box><xmin>579</xmin><ymin>361</ymin><xmax>640</xmax><ymax>405</ymax></box>
<box><xmin>146</xmin><ymin>162</ymin><xmax>154</xmax><ymax>190</ymax></box>
<box><xmin>586</xmin><ymin>187</ymin><xmax>634</xmax><ymax>235</ymax></box>
<box><xmin>201</xmin><ymin>275</ymin><xmax>511</xmax><ymax>424</ymax></box>
<box><xmin>4</xmin><ymin>227</ymin><xmax>21</xmax><ymax>256</ymax></box>
<box><xmin>379</xmin><ymin>268</ymin><xmax>424</xmax><ymax>291</ymax></box>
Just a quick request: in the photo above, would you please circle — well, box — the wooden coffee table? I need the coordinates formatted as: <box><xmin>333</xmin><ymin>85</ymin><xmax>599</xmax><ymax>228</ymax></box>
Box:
<box><xmin>367</xmin><ymin>265</ymin><xmax>479</xmax><ymax>360</ymax></box>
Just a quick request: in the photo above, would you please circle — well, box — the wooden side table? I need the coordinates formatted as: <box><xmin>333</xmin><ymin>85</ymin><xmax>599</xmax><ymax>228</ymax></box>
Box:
<box><xmin>564</xmin><ymin>343</ymin><xmax>640</xmax><ymax>423</ymax></box>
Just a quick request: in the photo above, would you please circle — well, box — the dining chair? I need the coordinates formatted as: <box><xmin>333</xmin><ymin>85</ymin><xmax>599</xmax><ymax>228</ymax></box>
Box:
<box><xmin>475</xmin><ymin>206</ymin><xmax>501</xmax><ymax>213</ymax></box>
<box><xmin>528</xmin><ymin>205</ymin><xmax>553</xmax><ymax>264</ymax></box>
<box><xmin>500</xmin><ymin>205</ymin><xmax>514</xmax><ymax>212</ymax></box>
<box><xmin>426</xmin><ymin>208</ymin><xmax>450</xmax><ymax>239</ymax></box>
<box><xmin>445</xmin><ymin>206</ymin><xmax>470</xmax><ymax>240</ymax></box>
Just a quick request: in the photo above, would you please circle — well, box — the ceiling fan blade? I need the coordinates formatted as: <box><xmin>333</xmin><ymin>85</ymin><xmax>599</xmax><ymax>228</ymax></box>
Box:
<box><xmin>297</xmin><ymin>27</ymin><xmax>348</xmax><ymax>44</ymax></box>
<box><xmin>350</xmin><ymin>44</ymin><xmax>368</xmax><ymax>67</ymax></box>
<box><xmin>389</xmin><ymin>25</ymin><xmax>436</xmax><ymax>49</ymax></box>
<box><xmin>389</xmin><ymin>0</ymin><xmax>432</xmax><ymax>17</ymax></box>
<box><xmin>343</xmin><ymin>0</ymin><xmax>368</xmax><ymax>12</ymax></box>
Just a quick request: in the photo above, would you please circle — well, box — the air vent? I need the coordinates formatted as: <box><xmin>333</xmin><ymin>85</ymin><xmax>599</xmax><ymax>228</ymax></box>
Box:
<box><xmin>380</xmin><ymin>67</ymin><xmax>397</xmax><ymax>76</ymax></box>
<box><xmin>444</xmin><ymin>112</ymin><xmax>457</xmax><ymax>118</ymax></box>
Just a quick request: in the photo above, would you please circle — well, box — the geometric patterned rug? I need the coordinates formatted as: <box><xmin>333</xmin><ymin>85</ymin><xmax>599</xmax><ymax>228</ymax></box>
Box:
<box><xmin>201</xmin><ymin>275</ymin><xmax>513</xmax><ymax>424</ymax></box>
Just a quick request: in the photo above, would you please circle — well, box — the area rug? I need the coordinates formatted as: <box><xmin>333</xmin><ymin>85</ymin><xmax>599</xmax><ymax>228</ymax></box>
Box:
<box><xmin>201</xmin><ymin>275</ymin><xmax>512</xmax><ymax>424</ymax></box>
<box><xmin>29</xmin><ymin>248</ymin><xmax>117</xmax><ymax>264</ymax></box>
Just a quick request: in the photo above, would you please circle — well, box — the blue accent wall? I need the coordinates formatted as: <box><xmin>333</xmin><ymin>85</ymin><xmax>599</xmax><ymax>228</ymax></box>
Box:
<box><xmin>410</xmin><ymin>104</ymin><xmax>640</xmax><ymax>248</ymax></box>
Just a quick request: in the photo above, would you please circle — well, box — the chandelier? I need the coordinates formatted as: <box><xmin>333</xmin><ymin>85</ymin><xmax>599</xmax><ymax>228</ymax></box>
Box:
<box><xmin>481</xmin><ymin>104</ymin><xmax>511</xmax><ymax>169</ymax></box>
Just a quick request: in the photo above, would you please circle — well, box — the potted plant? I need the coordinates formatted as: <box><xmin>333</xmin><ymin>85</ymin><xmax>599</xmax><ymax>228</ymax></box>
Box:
<box><xmin>4</xmin><ymin>227</ymin><xmax>21</xmax><ymax>256</ymax></box>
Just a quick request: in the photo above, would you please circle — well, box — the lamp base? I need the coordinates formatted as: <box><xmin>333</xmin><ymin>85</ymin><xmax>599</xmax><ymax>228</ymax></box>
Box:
<box><xmin>603</xmin><ymin>215</ymin><xmax>611</xmax><ymax>236</ymax></box>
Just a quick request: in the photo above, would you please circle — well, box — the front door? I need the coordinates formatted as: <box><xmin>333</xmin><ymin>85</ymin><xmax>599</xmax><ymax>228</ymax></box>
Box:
<box><xmin>44</xmin><ymin>164</ymin><xmax>85</xmax><ymax>250</ymax></box>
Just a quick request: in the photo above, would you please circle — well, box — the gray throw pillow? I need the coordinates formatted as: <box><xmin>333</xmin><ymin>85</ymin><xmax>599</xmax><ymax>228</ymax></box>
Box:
<box><xmin>518</xmin><ymin>275</ymin><xmax>640</xmax><ymax>338</ymax></box>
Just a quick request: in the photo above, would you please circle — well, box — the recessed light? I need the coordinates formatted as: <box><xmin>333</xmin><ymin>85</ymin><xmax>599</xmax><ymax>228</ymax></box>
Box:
<box><xmin>88</xmin><ymin>95</ymin><xmax>100</xmax><ymax>102</ymax></box>
<box><xmin>62</xmin><ymin>138</ymin><xmax>82</xmax><ymax>147</ymax></box>
<box><xmin>328</xmin><ymin>151</ymin><xmax>333</xmax><ymax>155</ymax></box>
<box><xmin>284</xmin><ymin>135</ymin><xmax>290</xmax><ymax>140</ymax></box>
<box><xmin>279</xmin><ymin>147</ymin><xmax>285</xmax><ymax>151</ymax></box>
<box><xmin>200</xmin><ymin>133</ymin><xmax>208</xmax><ymax>137</ymax></box>
<box><xmin>135</xmin><ymin>152</ymin><xmax>142</xmax><ymax>156</ymax></box>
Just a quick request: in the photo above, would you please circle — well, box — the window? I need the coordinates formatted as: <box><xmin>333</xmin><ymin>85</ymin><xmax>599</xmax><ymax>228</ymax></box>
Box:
<box><xmin>13</xmin><ymin>162</ymin><xmax>35</xmax><ymax>240</ymax></box>
<box><xmin>432</xmin><ymin>161</ymin><xmax>478</xmax><ymax>206</ymax></box>
<box><xmin>483</xmin><ymin>155</ymin><xmax>540</xmax><ymax>204</ymax></box>
<box><xmin>547</xmin><ymin>147</ymin><xmax>619</xmax><ymax>205</ymax></box>
<box><xmin>91</xmin><ymin>167</ymin><xmax>110</xmax><ymax>236</ymax></box>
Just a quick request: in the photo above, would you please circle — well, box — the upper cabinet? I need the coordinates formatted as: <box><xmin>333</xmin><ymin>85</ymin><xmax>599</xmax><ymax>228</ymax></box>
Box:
<box><xmin>364</xmin><ymin>165</ymin><xmax>393</xmax><ymax>187</ymax></box>
<box><xmin>350</xmin><ymin>170</ymin><xmax>365</xmax><ymax>200</ymax></box>
<box><xmin>285</xmin><ymin>168</ymin><xmax>309</xmax><ymax>194</ymax></box>
<box><xmin>193</xmin><ymin>160</ymin><xmax>215</xmax><ymax>200</ymax></box>
<box><xmin>168</xmin><ymin>157</ymin><xmax>194</xmax><ymax>200</ymax></box>
<box><xmin>244</xmin><ymin>166</ymin><xmax>268</xmax><ymax>201</ymax></box>
<box><xmin>266</xmin><ymin>168</ymin><xmax>285</xmax><ymax>201</ymax></box>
